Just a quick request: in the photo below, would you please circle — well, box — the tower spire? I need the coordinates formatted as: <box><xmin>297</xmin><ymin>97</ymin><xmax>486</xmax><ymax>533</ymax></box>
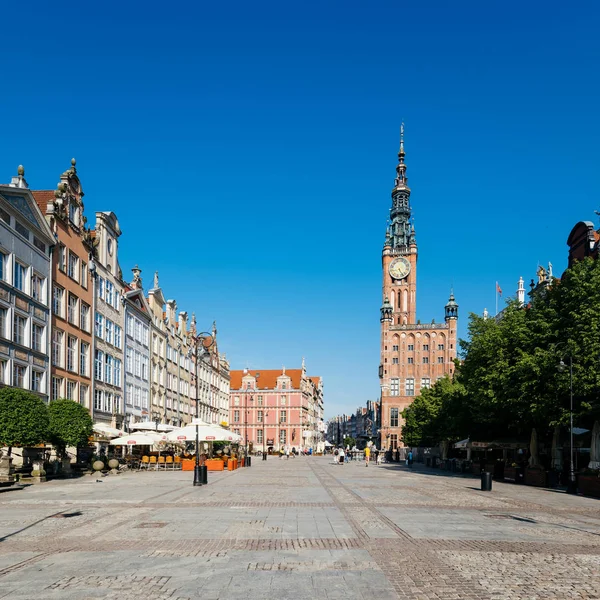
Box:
<box><xmin>387</xmin><ymin>123</ymin><xmax>413</xmax><ymax>251</ymax></box>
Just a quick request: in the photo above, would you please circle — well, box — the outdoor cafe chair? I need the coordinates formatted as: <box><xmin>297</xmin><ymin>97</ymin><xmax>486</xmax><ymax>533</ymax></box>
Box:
<box><xmin>157</xmin><ymin>456</ymin><xmax>166</xmax><ymax>470</ymax></box>
<box><xmin>139</xmin><ymin>456</ymin><xmax>150</xmax><ymax>470</ymax></box>
<box><xmin>174</xmin><ymin>456</ymin><xmax>182</xmax><ymax>470</ymax></box>
<box><xmin>165</xmin><ymin>456</ymin><xmax>174</xmax><ymax>470</ymax></box>
<box><xmin>149</xmin><ymin>456</ymin><xmax>158</xmax><ymax>470</ymax></box>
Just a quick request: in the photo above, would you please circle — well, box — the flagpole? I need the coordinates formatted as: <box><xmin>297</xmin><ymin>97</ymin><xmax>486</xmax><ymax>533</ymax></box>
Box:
<box><xmin>495</xmin><ymin>282</ymin><xmax>498</xmax><ymax>316</ymax></box>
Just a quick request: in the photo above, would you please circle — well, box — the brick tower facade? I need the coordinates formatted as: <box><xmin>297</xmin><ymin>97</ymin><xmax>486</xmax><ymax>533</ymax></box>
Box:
<box><xmin>379</xmin><ymin>126</ymin><xmax>458</xmax><ymax>451</ymax></box>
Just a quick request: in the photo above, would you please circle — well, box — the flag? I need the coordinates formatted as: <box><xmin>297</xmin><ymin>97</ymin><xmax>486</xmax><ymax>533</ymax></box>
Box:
<box><xmin>496</xmin><ymin>282</ymin><xmax>502</xmax><ymax>296</ymax></box>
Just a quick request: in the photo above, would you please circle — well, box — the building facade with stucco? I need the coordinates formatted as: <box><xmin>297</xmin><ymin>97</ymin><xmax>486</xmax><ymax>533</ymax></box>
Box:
<box><xmin>229</xmin><ymin>362</ymin><xmax>324</xmax><ymax>453</ymax></box>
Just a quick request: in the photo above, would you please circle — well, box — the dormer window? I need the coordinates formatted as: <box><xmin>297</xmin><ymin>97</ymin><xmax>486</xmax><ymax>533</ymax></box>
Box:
<box><xmin>282</xmin><ymin>381</ymin><xmax>287</xmax><ymax>390</ymax></box>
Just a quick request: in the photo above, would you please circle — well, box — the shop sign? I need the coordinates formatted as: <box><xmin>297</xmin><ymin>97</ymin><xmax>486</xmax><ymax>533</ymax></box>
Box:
<box><xmin>266</xmin><ymin>439</ymin><xmax>274</xmax><ymax>445</ymax></box>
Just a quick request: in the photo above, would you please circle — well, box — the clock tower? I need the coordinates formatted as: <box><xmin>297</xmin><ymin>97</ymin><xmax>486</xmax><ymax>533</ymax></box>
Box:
<box><xmin>379</xmin><ymin>125</ymin><xmax>458</xmax><ymax>452</ymax></box>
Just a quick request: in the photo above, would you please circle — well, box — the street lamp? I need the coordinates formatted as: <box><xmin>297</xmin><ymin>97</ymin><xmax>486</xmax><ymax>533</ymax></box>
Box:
<box><xmin>557</xmin><ymin>352</ymin><xmax>576</xmax><ymax>494</ymax></box>
<box><xmin>245</xmin><ymin>386</ymin><xmax>254</xmax><ymax>466</ymax></box>
<box><xmin>263</xmin><ymin>410</ymin><xmax>269</xmax><ymax>460</ymax></box>
<box><xmin>191</xmin><ymin>332</ymin><xmax>214</xmax><ymax>487</ymax></box>
<box><xmin>152</xmin><ymin>410</ymin><xmax>160</xmax><ymax>432</ymax></box>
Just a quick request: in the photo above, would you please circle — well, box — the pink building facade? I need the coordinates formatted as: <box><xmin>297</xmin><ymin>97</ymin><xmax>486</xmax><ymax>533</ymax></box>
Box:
<box><xmin>229</xmin><ymin>363</ymin><xmax>324</xmax><ymax>453</ymax></box>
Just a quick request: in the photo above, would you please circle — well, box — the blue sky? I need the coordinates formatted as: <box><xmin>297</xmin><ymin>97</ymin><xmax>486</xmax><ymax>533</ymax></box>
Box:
<box><xmin>2</xmin><ymin>1</ymin><xmax>599</xmax><ymax>418</ymax></box>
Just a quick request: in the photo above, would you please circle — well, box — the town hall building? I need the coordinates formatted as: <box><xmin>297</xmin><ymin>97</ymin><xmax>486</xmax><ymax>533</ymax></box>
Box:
<box><xmin>379</xmin><ymin>126</ymin><xmax>458</xmax><ymax>451</ymax></box>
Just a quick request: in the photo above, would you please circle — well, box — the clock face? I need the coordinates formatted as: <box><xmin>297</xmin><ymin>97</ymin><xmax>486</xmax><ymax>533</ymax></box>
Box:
<box><xmin>389</xmin><ymin>257</ymin><xmax>411</xmax><ymax>280</ymax></box>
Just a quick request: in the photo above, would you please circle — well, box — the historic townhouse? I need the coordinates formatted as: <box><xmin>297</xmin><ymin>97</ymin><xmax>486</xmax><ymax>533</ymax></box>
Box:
<box><xmin>147</xmin><ymin>272</ymin><xmax>168</xmax><ymax>424</ymax></box>
<box><xmin>92</xmin><ymin>212</ymin><xmax>124</xmax><ymax>427</ymax></box>
<box><xmin>33</xmin><ymin>160</ymin><xmax>94</xmax><ymax>408</ymax></box>
<box><xmin>379</xmin><ymin>127</ymin><xmax>458</xmax><ymax>451</ymax></box>
<box><xmin>123</xmin><ymin>266</ymin><xmax>151</xmax><ymax>427</ymax></box>
<box><xmin>164</xmin><ymin>299</ymin><xmax>192</xmax><ymax>426</ymax></box>
<box><xmin>229</xmin><ymin>361</ymin><xmax>324</xmax><ymax>453</ymax></box>
<box><xmin>0</xmin><ymin>167</ymin><xmax>54</xmax><ymax>401</ymax></box>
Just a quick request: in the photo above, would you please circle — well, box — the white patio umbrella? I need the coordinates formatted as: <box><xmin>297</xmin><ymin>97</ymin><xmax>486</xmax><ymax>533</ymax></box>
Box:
<box><xmin>167</xmin><ymin>423</ymin><xmax>242</xmax><ymax>443</ymax></box>
<box><xmin>129</xmin><ymin>422</ymin><xmax>176</xmax><ymax>432</ymax></box>
<box><xmin>93</xmin><ymin>423</ymin><xmax>125</xmax><ymax>439</ymax></box>
<box><xmin>109</xmin><ymin>433</ymin><xmax>165</xmax><ymax>446</ymax></box>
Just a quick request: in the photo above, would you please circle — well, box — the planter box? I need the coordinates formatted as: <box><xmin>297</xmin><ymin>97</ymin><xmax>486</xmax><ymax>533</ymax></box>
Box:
<box><xmin>578</xmin><ymin>474</ymin><xmax>600</xmax><ymax>498</ymax></box>
<box><xmin>226</xmin><ymin>459</ymin><xmax>238</xmax><ymax>471</ymax></box>
<box><xmin>206</xmin><ymin>460</ymin><xmax>225</xmax><ymax>472</ymax></box>
<box><xmin>525</xmin><ymin>468</ymin><xmax>547</xmax><ymax>487</ymax></box>
<box><xmin>181</xmin><ymin>459</ymin><xmax>195</xmax><ymax>472</ymax></box>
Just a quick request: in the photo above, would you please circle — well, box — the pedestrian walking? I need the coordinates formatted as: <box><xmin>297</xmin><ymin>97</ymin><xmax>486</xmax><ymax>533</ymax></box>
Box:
<box><xmin>408</xmin><ymin>449</ymin><xmax>413</xmax><ymax>467</ymax></box>
<box><xmin>285</xmin><ymin>447</ymin><xmax>290</xmax><ymax>459</ymax></box>
<box><xmin>375</xmin><ymin>449</ymin><xmax>381</xmax><ymax>465</ymax></box>
<box><xmin>338</xmin><ymin>447</ymin><xmax>345</xmax><ymax>465</ymax></box>
<box><xmin>364</xmin><ymin>446</ymin><xmax>370</xmax><ymax>467</ymax></box>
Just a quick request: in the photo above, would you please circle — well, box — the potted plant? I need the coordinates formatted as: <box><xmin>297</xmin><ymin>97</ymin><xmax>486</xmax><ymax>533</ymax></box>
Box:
<box><xmin>578</xmin><ymin>468</ymin><xmax>600</xmax><ymax>498</ymax></box>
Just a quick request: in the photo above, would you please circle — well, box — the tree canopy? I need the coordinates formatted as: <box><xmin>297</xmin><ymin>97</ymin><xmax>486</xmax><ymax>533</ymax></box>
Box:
<box><xmin>401</xmin><ymin>257</ymin><xmax>600</xmax><ymax>447</ymax></box>
<box><xmin>47</xmin><ymin>398</ymin><xmax>93</xmax><ymax>454</ymax></box>
<box><xmin>0</xmin><ymin>388</ymin><xmax>48</xmax><ymax>451</ymax></box>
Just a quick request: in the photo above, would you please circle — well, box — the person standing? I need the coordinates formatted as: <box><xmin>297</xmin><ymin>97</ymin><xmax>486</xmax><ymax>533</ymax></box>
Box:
<box><xmin>408</xmin><ymin>449</ymin><xmax>413</xmax><ymax>467</ymax></box>
<box><xmin>339</xmin><ymin>447</ymin><xmax>345</xmax><ymax>465</ymax></box>
<box><xmin>364</xmin><ymin>446</ymin><xmax>371</xmax><ymax>467</ymax></box>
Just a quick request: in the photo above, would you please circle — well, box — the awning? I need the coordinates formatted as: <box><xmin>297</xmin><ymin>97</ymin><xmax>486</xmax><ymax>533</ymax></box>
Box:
<box><xmin>454</xmin><ymin>438</ymin><xmax>470</xmax><ymax>449</ymax></box>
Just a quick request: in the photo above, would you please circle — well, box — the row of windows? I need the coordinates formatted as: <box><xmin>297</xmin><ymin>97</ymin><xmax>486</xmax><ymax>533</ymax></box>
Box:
<box><xmin>52</xmin><ymin>329</ymin><xmax>90</xmax><ymax>375</ymax></box>
<box><xmin>391</xmin><ymin>343</ymin><xmax>447</xmax><ymax>352</ymax></box>
<box><xmin>95</xmin><ymin>312</ymin><xmax>122</xmax><ymax>348</ymax></box>
<box><xmin>390</xmin><ymin>356</ymin><xmax>446</xmax><ymax>365</ymax></box>
<box><xmin>0</xmin><ymin>252</ymin><xmax>47</xmax><ymax>304</ymax></box>
<box><xmin>389</xmin><ymin>377</ymin><xmax>433</xmax><ymax>397</ymax></box>
<box><xmin>233</xmin><ymin>410</ymin><xmax>288</xmax><ymax>423</ymax></box>
<box><xmin>51</xmin><ymin>376</ymin><xmax>89</xmax><ymax>404</ymax></box>
<box><xmin>165</xmin><ymin>372</ymin><xmax>189</xmax><ymax>395</ymax></box>
<box><xmin>244</xmin><ymin>381</ymin><xmax>289</xmax><ymax>391</ymax></box>
<box><xmin>93</xmin><ymin>389</ymin><xmax>121</xmax><ymax>414</ymax></box>
<box><xmin>125</xmin><ymin>383</ymin><xmax>149</xmax><ymax>409</ymax></box>
<box><xmin>166</xmin><ymin>344</ymin><xmax>192</xmax><ymax>370</ymax></box>
<box><xmin>0</xmin><ymin>306</ymin><xmax>46</xmax><ymax>351</ymax></box>
<box><xmin>230</xmin><ymin>428</ymin><xmax>288</xmax><ymax>445</ymax></box>
<box><xmin>94</xmin><ymin>350</ymin><xmax>122</xmax><ymax>387</ymax></box>
<box><xmin>53</xmin><ymin>286</ymin><xmax>91</xmax><ymax>331</ymax></box>
<box><xmin>97</xmin><ymin>276</ymin><xmax>120</xmax><ymax>311</ymax></box>
<box><xmin>0</xmin><ymin>360</ymin><xmax>46</xmax><ymax>393</ymax></box>
<box><xmin>233</xmin><ymin>395</ymin><xmax>283</xmax><ymax>406</ymax></box>
<box><xmin>125</xmin><ymin>347</ymin><xmax>149</xmax><ymax>381</ymax></box>
<box><xmin>57</xmin><ymin>245</ymin><xmax>88</xmax><ymax>289</ymax></box>
<box><xmin>126</xmin><ymin>314</ymin><xmax>149</xmax><ymax>346</ymax></box>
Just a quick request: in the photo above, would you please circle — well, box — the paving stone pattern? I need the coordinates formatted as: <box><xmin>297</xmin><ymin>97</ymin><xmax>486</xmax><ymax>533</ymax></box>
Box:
<box><xmin>0</xmin><ymin>457</ymin><xmax>599</xmax><ymax>599</ymax></box>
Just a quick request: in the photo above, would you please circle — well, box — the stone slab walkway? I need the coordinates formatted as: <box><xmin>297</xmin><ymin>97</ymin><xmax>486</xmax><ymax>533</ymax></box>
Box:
<box><xmin>0</xmin><ymin>456</ymin><xmax>599</xmax><ymax>599</ymax></box>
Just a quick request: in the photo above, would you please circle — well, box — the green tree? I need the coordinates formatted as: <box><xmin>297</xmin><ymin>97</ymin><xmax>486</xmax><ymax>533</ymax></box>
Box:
<box><xmin>47</xmin><ymin>399</ymin><xmax>93</xmax><ymax>456</ymax></box>
<box><xmin>343</xmin><ymin>436</ymin><xmax>356</xmax><ymax>448</ymax></box>
<box><xmin>402</xmin><ymin>375</ymin><xmax>465</xmax><ymax>446</ymax></box>
<box><xmin>0</xmin><ymin>388</ymin><xmax>48</xmax><ymax>454</ymax></box>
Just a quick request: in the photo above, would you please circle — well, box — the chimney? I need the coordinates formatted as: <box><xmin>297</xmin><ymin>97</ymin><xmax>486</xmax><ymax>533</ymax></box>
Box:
<box><xmin>178</xmin><ymin>311</ymin><xmax>188</xmax><ymax>336</ymax></box>
<box><xmin>166</xmin><ymin>300</ymin><xmax>177</xmax><ymax>325</ymax></box>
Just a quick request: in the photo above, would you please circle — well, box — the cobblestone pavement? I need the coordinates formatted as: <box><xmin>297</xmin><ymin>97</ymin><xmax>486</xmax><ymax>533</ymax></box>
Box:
<box><xmin>0</xmin><ymin>457</ymin><xmax>599</xmax><ymax>599</ymax></box>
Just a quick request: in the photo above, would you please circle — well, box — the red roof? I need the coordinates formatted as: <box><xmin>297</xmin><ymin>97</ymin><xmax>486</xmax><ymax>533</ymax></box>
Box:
<box><xmin>31</xmin><ymin>190</ymin><xmax>55</xmax><ymax>215</ymax></box>
<box><xmin>230</xmin><ymin>369</ymin><xmax>303</xmax><ymax>390</ymax></box>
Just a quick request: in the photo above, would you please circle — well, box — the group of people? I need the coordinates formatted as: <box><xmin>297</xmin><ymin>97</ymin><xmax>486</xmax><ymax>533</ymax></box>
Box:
<box><xmin>333</xmin><ymin>446</ymin><xmax>382</xmax><ymax>466</ymax></box>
